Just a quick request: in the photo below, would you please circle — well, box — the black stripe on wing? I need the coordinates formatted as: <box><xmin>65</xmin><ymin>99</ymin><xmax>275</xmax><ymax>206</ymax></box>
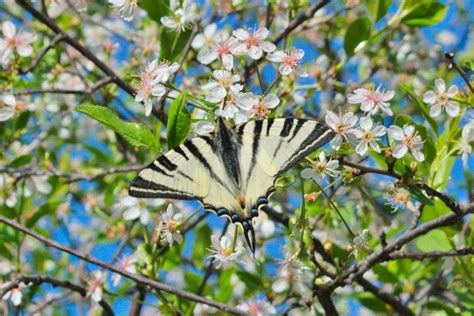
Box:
<box><xmin>129</xmin><ymin>176</ymin><xmax>199</xmax><ymax>199</ymax></box>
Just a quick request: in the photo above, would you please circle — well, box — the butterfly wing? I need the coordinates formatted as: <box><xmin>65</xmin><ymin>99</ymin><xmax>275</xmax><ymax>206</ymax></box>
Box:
<box><xmin>236</xmin><ymin>118</ymin><xmax>334</xmax><ymax>214</ymax></box>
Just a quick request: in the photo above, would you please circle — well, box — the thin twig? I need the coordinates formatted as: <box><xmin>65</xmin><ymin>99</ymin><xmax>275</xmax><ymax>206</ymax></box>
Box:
<box><xmin>0</xmin><ymin>215</ymin><xmax>245</xmax><ymax>315</ymax></box>
<box><xmin>444</xmin><ymin>52</ymin><xmax>474</xmax><ymax>93</ymax></box>
<box><xmin>0</xmin><ymin>275</ymin><xmax>114</xmax><ymax>315</ymax></box>
<box><xmin>18</xmin><ymin>33</ymin><xmax>65</xmax><ymax>74</ymax></box>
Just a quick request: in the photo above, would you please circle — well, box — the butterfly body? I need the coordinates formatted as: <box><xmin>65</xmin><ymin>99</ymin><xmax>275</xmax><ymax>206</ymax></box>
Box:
<box><xmin>129</xmin><ymin>118</ymin><xmax>334</xmax><ymax>252</ymax></box>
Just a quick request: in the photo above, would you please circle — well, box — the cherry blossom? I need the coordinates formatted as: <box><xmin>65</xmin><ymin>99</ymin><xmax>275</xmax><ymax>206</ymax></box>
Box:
<box><xmin>209</xmin><ymin>235</ymin><xmax>244</xmax><ymax>269</ymax></box>
<box><xmin>161</xmin><ymin>204</ymin><xmax>184</xmax><ymax>246</ymax></box>
<box><xmin>237</xmin><ymin>298</ymin><xmax>277</xmax><ymax>315</ymax></box>
<box><xmin>192</xmin><ymin>24</ymin><xmax>218</xmax><ymax>50</ymax></box>
<box><xmin>325</xmin><ymin>110</ymin><xmax>359</xmax><ymax>150</ymax></box>
<box><xmin>86</xmin><ymin>270</ymin><xmax>105</xmax><ymax>303</ymax></box>
<box><xmin>235</xmin><ymin>93</ymin><xmax>279</xmax><ymax>119</ymax></box>
<box><xmin>301</xmin><ymin>152</ymin><xmax>340</xmax><ymax>182</ymax></box>
<box><xmin>114</xmin><ymin>196</ymin><xmax>153</xmax><ymax>225</ymax></box>
<box><xmin>202</xmin><ymin>70</ymin><xmax>241</xmax><ymax>103</ymax></box>
<box><xmin>2</xmin><ymin>282</ymin><xmax>27</xmax><ymax>306</ymax></box>
<box><xmin>197</xmin><ymin>31</ymin><xmax>239</xmax><ymax>70</ymax></box>
<box><xmin>267</xmin><ymin>48</ymin><xmax>307</xmax><ymax>77</ymax></box>
<box><xmin>0</xmin><ymin>94</ymin><xmax>16</xmax><ymax>122</ymax></box>
<box><xmin>0</xmin><ymin>21</ymin><xmax>36</xmax><ymax>67</ymax></box>
<box><xmin>352</xmin><ymin>116</ymin><xmax>386</xmax><ymax>155</ymax></box>
<box><xmin>347</xmin><ymin>85</ymin><xmax>395</xmax><ymax>116</ymax></box>
<box><xmin>112</xmin><ymin>254</ymin><xmax>138</xmax><ymax>286</ymax></box>
<box><xmin>160</xmin><ymin>1</ymin><xmax>196</xmax><ymax>31</ymax></box>
<box><xmin>385</xmin><ymin>187</ymin><xmax>415</xmax><ymax>212</ymax></box>
<box><xmin>422</xmin><ymin>78</ymin><xmax>460</xmax><ymax>117</ymax></box>
<box><xmin>388</xmin><ymin>124</ymin><xmax>425</xmax><ymax>162</ymax></box>
<box><xmin>215</xmin><ymin>84</ymin><xmax>253</xmax><ymax>124</ymax></box>
<box><xmin>272</xmin><ymin>247</ymin><xmax>309</xmax><ymax>294</ymax></box>
<box><xmin>232</xmin><ymin>27</ymin><xmax>276</xmax><ymax>60</ymax></box>
<box><xmin>108</xmin><ymin>0</ymin><xmax>138</xmax><ymax>21</ymax></box>
<box><xmin>459</xmin><ymin>120</ymin><xmax>474</xmax><ymax>165</ymax></box>
<box><xmin>193</xmin><ymin>121</ymin><xmax>215</xmax><ymax>135</ymax></box>
<box><xmin>135</xmin><ymin>60</ymin><xmax>179</xmax><ymax>116</ymax></box>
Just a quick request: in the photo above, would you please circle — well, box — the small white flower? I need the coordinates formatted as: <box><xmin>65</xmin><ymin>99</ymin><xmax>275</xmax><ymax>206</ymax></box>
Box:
<box><xmin>135</xmin><ymin>60</ymin><xmax>179</xmax><ymax>116</ymax></box>
<box><xmin>2</xmin><ymin>282</ymin><xmax>27</xmax><ymax>306</ymax></box>
<box><xmin>209</xmin><ymin>235</ymin><xmax>244</xmax><ymax>269</ymax></box>
<box><xmin>422</xmin><ymin>78</ymin><xmax>460</xmax><ymax>117</ymax></box>
<box><xmin>192</xmin><ymin>23</ymin><xmax>217</xmax><ymax>50</ymax></box>
<box><xmin>253</xmin><ymin>211</ymin><xmax>275</xmax><ymax>239</ymax></box>
<box><xmin>347</xmin><ymin>85</ymin><xmax>395</xmax><ymax>116</ymax></box>
<box><xmin>202</xmin><ymin>70</ymin><xmax>240</xmax><ymax>103</ymax></box>
<box><xmin>237</xmin><ymin>298</ymin><xmax>277</xmax><ymax>316</ymax></box>
<box><xmin>112</xmin><ymin>254</ymin><xmax>138</xmax><ymax>286</ymax></box>
<box><xmin>0</xmin><ymin>94</ymin><xmax>17</xmax><ymax>122</ymax></box>
<box><xmin>352</xmin><ymin>117</ymin><xmax>386</xmax><ymax>155</ymax></box>
<box><xmin>197</xmin><ymin>31</ymin><xmax>239</xmax><ymax>70</ymax></box>
<box><xmin>113</xmin><ymin>196</ymin><xmax>152</xmax><ymax>225</ymax></box>
<box><xmin>267</xmin><ymin>48</ymin><xmax>307</xmax><ymax>77</ymax></box>
<box><xmin>193</xmin><ymin>121</ymin><xmax>215</xmax><ymax>135</ymax></box>
<box><xmin>459</xmin><ymin>120</ymin><xmax>474</xmax><ymax>165</ymax></box>
<box><xmin>388</xmin><ymin>124</ymin><xmax>424</xmax><ymax>162</ymax></box>
<box><xmin>160</xmin><ymin>1</ymin><xmax>196</xmax><ymax>31</ymax></box>
<box><xmin>215</xmin><ymin>85</ymin><xmax>252</xmax><ymax>124</ymax></box>
<box><xmin>301</xmin><ymin>151</ymin><xmax>339</xmax><ymax>182</ymax></box>
<box><xmin>231</xmin><ymin>27</ymin><xmax>276</xmax><ymax>60</ymax></box>
<box><xmin>0</xmin><ymin>260</ymin><xmax>13</xmax><ymax>275</ymax></box>
<box><xmin>272</xmin><ymin>247</ymin><xmax>307</xmax><ymax>294</ymax></box>
<box><xmin>0</xmin><ymin>21</ymin><xmax>36</xmax><ymax>67</ymax></box>
<box><xmin>325</xmin><ymin>110</ymin><xmax>358</xmax><ymax>150</ymax></box>
<box><xmin>161</xmin><ymin>204</ymin><xmax>184</xmax><ymax>246</ymax></box>
<box><xmin>108</xmin><ymin>0</ymin><xmax>138</xmax><ymax>21</ymax></box>
<box><xmin>384</xmin><ymin>187</ymin><xmax>413</xmax><ymax>212</ymax></box>
<box><xmin>87</xmin><ymin>270</ymin><xmax>105</xmax><ymax>303</ymax></box>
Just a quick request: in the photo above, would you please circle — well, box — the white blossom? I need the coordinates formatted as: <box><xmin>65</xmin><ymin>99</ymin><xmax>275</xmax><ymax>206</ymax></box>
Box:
<box><xmin>388</xmin><ymin>124</ymin><xmax>424</xmax><ymax>162</ymax></box>
<box><xmin>324</xmin><ymin>110</ymin><xmax>358</xmax><ymax>150</ymax></box>
<box><xmin>160</xmin><ymin>1</ymin><xmax>196</xmax><ymax>31</ymax></box>
<box><xmin>161</xmin><ymin>204</ymin><xmax>184</xmax><ymax>246</ymax></box>
<box><xmin>347</xmin><ymin>85</ymin><xmax>395</xmax><ymax>116</ymax></box>
<box><xmin>422</xmin><ymin>78</ymin><xmax>460</xmax><ymax>117</ymax></box>
<box><xmin>215</xmin><ymin>85</ymin><xmax>252</xmax><ymax>124</ymax></box>
<box><xmin>112</xmin><ymin>254</ymin><xmax>138</xmax><ymax>286</ymax></box>
<box><xmin>108</xmin><ymin>0</ymin><xmax>138</xmax><ymax>21</ymax></box>
<box><xmin>272</xmin><ymin>247</ymin><xmax>308</xmax><ymax>294</ymax></box>
<box><xmin>235</xmin><ymin>93</ymin><xmax>280</xmax><ymax>119</ymax></box>
<box><xmin>237</xmin><ymin>298</ymin><xmax>277</xmax><ymax>315</ymax></box>
<box><xmin>113</xmin><ymin>196</ymin><xmax>159</xmax><ymax>225</ymax></box>
<box><xmin>192</xmin><ymin>23</ymin><xmax>217</xmax><ymax>50</ymax></box>
<box><xmin>349</xmin><ymin>229</ymin><xmax>369</xmax><ymax>257</ymax></box>
<box><xmin>301</xmin><ymin>152</ymin><xmax>339</xmax><ymax>182</ymax></box>
<box><xmin>352</xmin><ymin>117</ymin><xmax>386</xmax><ymax>155</ymax></box>
<box><xmin>202</xmin><ymin>70</ymin><xmax>240</xmax><ymax>103</ymax></box>
<box><xmin>196</xmin><ymin>30</ymin><xmax>238</xmax><ymax>70</ymax></box>
<box><xmin>87</xmin><ymin>270</ymin><xmax>105</xmax><ymax>303</ymax></box>
<box><xmin>267</xmin><ymin>48</ymin><xmax>307</xmax><ymax>77</ymax></box>
<box><xmin>385</xmin><ymin>187</ymin><xmax>414</xmax><ymax>212</ymax></box>
<box><xmin>0</xmin><ymin>94</ymin><xmax>16</xmax><ymax>122</ymax></box>
<box><xmin>209</xmin><ymin>235</ymin><xmax>244</xmax><ymax>269</ymax></box>
<box><xmin>0</xmin><ymin>21</ymin><xmax>36</xmax><ymax>67</ymax></box>
<box><xmin>231</xmin><ymin>27</ymin><xmax>276</xmax><ymax>60</ymax></box>
<box><xmin>459</xmin><ymin>120</ymin><xmax>474</xmax><ymax>165</ymax></box>
<box><xmin>2</xmin><ymin>282</ymin><xmax>27</xmax><ymax>306</ymax></box>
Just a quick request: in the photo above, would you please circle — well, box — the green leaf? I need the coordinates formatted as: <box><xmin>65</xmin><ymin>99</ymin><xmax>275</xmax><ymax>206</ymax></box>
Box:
<box><xmin>365</xmin><ymin>0</ymin><xmax>392</xmax><ymax>22</ymax></box>
<box><xmin>9</xmin><ymin>154</ymin><xmax>33</xmax><ymax>168</ymax></box>
<box><xmin>344</xmin><ymin>17</ymin><xmax>371</xmax><ymax>57</ymax></box>
<box><xmin>26</xmin><ymin>201</ymin><xmax>61</xmax><ymax>228</ymax></box>
<box><xmin>160</xmin><ymin>28</ymin><xmax>193</xmax><ymax>62</ymax></box>
<box><xmin>140</xmin><ymin>0</ymin><xmax>169</xmax><ymax>23</ymax></box>
<box><xmin>355</xmin><ymin>292</ymin><xmax>388</xmax><ymax>312</ymax></box>
<box><xmin>275</xmin><ymin>174</ymin><xmax>296</xmax><ymax>188</ymax></box>
<box><xmin>76</xmin><ymin>104</ymin><xmax>161</xmax><ymax>152</ymax></box>
<box><xmin>463</xmin><ymin>59</ymin><xmax>474</xmax><ymax>71</ymax></box>
<box><xmin>415</xmin><ymin>229</ymin><xmax>452</xmax><ymax>252</ymax></box>
<box><xmin>15</xmin><ymin>111</ymin><xmax>30</xmax><ymax>131</ymax></box>
<box><xmin>400</xmin><ymin>1</ymin><xmax>448</xmax><ymax>26</ymax></box>
<box><xmin>167</xmin><ymin>92</ymin><xmax>190</xmax><ymax>149</ymax></box>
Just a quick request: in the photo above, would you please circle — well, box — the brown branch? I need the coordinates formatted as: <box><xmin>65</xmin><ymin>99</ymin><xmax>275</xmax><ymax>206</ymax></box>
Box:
<box><xmin>326</xmin><ymin>205</ymin><xmax>473</xmax><ymax>291</ymax></box>
<box><xmin>0</xmin><ymin>275</ymin><xmax>113</xmax><ymax>315</ymax></box>
<box><xmin>0</xmin><ymin>215</ymin><xmax>245</xmax><ymax>315</ymax></box>
<box><xmin>18</xmin><ymin>33</ymin><xmax>65</xmax><ymax>74</ymax></box>
<box><xmin>388</xmin><ymin>248</ymin><xmax>474</xmax><ymax>260</ymax></box>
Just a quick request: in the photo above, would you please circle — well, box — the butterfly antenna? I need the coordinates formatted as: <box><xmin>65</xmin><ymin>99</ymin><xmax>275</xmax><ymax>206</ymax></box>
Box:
<box><xmin>314</xmin><ymin>181</ymin><xmax>355</xmax><ymax>237</ymax></box>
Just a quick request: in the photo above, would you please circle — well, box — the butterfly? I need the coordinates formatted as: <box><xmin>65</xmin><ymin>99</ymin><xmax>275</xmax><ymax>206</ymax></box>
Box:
<box><xmin>129</xmin><ymin>117</ymin><xmax>334</xmax><ymax>253</ymax></box>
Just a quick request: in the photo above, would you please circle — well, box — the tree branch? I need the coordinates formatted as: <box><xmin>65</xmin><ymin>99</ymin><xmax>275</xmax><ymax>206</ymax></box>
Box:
<box><xmin>0</xmin><ymin>275</ymin><xmax>113</xmax><ymax>315</ymax></box>
<box><xmin>387</xmin><ymin>248</ymin><xmax>474</xmax><ymax>260</ymax></box>
<box><xmin>18</xmin><ymin>33</ymin><xmax>65</xmax><ymax>74</ymax></box>
<box><xmin>0</xmin><ymin>215</ymin><xmax>245</xmax><ymax>315</ymax></box>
